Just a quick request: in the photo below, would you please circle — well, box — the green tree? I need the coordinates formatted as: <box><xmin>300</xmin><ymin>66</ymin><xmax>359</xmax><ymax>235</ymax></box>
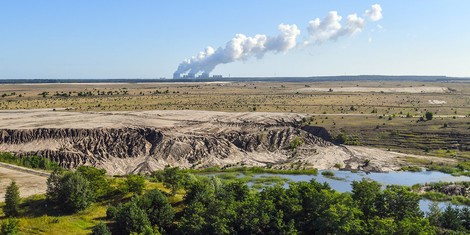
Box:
<box><xmin>46</xmin><ymin>168</ymin><xmax>64</xmax><ymax>203</ymax></box>
<box><xmin>162</xmin><ymin>167</ymin><xmax>183</xmax><ymax>195</ymax></box>
<box><xmin>352</xmin><ymin>179</ymin><xmax>382</xmax><ymax>222</ymax></box>
<box><xmin>0</xmin><ymin>218</ymin><xmax>19</xmax><ymax>235</ymax></box>
<box><xmin>381</xmin><ymin>186</ymin><xmax>422</xmax><ymax>221</ymax></box>
<box><xmin>4</xmin><ymin>181</ymin><xmax>20</xmax><ymax>217</ymax></box>
<box><xmin>140</xmin><ymin>189</ymin><xmax>175</xmax><ymax>229</ymax></box>
<box><xmin>460</xmin><ymin>207</ymin><xmax>470</xmax><ymax>230</ymax></box>
<box><xmin>91</xmin><ymin>222</ymin><xmax>111</xmax><ymax>235</ymax></box>
<box><xmin>137</xmin><ymin>225</ymin><xmax>162</xmax><ymax>235</ymax></box>
<box><xmin>223</xmin><ymin>180</ymin><xmax>250</xmax><ymax>202</ymax></box>
<box><xmin>59</xmin><ymin>172</ymin><xmax>94</xmax><ymax>212</ymax></box>
<box><xmin>116</xmin><ymin>199</ymin><xmax>151</xmax><ymax>235</ymax></box>
<box><xmin>396</xmin><ymin>217</ymin><xmax>436</xmax><ymax>235</ymax></box>
<box><xmin>367</xmin><ymin>218</ymin><xmax>397</xmax><ymax>234</ymax></box>
<box><xmin>425</xmin><ymin>111</ymin><xmax>433</xmax><ymax>120</ymax></box>
<box><xmin>236</xmin><ymin>193</ymin><xmax>297</xmax><ymax>235</ymax></box>
<box><xmin>126</xmin><ymin>174</ymin><xmax>146</xmax><ymax>195</ymax></box>
<box><xmin>53</xmin><ymin>172</ymin><xmax>94</xmax><ymax>212</ymax></box>
<box><xmin>178</xmin><ymin>201</ymin><xmax>208</xmax><ymax>234</ymax></box>
<box><xmin>76</xmin><ymin>166</ymin><xmax>110</xmax><ymax>198</ymax></box>
<box><xmin>441</xmin><ymin>205</ymin><xmax>461</xmax><ymax>231</ymax></box>
<box><xmin>426</xmin><ymin>202</ymin><xmax>442</xmax><ymax>227</ymax></box>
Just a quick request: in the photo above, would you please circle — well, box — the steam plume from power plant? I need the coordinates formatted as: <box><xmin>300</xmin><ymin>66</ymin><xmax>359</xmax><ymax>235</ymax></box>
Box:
<box><xmin>174</xmin><ymin>4</ymin><xmax>382</xmax><ymax>78</ymax></box>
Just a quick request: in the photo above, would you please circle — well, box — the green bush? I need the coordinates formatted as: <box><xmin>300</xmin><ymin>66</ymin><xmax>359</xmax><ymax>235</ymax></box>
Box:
<box><xmin>400</xmin><ymin>166</ymin><xmax>422</xmax><ymax>172</ymax></box>
<box><xmin>126</xmin><ymin>174</ymin><xmax>146</xmax><ymax>195</ymax></box>
<box><xmin>289</xmin><ymin>137</ymin><xmax>304</xmax><ymax>149</ymax></box>
<box><xmin>321</xmin><ymin>171</ymin><xmax>335</xmax><ymax>177</ymax></box>
<box><xmin>425</xmin><ymin>112</ymin><xmax>433</xmax><ymax>121</ymax></box>
<box><xmin>1</xmin><ymin>218</ymin><xmax>19</xmax><ymax>235</ymax></box>
<box><xmin>106</xmin><ymin>206</ymin><xmax>118</xmax><ymax>219</ymax></box>
<box><xmin>91</xmin><ymin>222</ymin><xmax>111</xmax><ymax>235</ymax></box>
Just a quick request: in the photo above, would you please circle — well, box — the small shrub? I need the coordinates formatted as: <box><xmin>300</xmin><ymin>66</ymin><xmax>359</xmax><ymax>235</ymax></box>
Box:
<box><xmin>400</xmin><ymin>166</ymin><xmax>422</xmax><ymax>172</ymax></box>
<box><xmin>334</xmin><ymin>163</ymin><xmax>342</xmax><ymax>169</ymax></box>
<box><xmin>425</xmin><ymin>112</ymin><xmax>433</xmax><ymax>120</ymax></box>
<box><xmin>334</xmin><ymin>133</ymin><xmax>348</xmax><ymax>144</ymax></box>
<box><xmin>126</xmin><ymin>174</ymin><xmax>146</xmax><ymax>195</ymax></box>
<box><xmin>321</xmin><ymin>171</ymin><xmax>335</xmax><ymax>177</ymax></box>
<box><xmin>106</xmin><ymin>206</ymin><xmax>118</xmax><ymax>219</ymax></box>
<box><xmin>1</xmin><ymin>218</ymin><xmax>19</xmax><ymax>235</ymax></box>
<box><xmin>289</xmin><ymin>137</ymin><xmax>304</xmax><ymax>149</ymax></box>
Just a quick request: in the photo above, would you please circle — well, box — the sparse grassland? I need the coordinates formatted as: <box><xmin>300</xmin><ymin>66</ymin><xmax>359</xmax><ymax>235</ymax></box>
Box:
<box><xmin>1</xmin><ymin>80</ymin><xmax>469</xmax><ymax>163</ymax></box>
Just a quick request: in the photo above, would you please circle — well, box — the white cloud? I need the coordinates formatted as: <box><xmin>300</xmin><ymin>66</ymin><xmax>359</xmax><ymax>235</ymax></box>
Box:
<box><xmin>365</xmin><ymin>4</ymin><xmax>383</xmax><ymax>21</ymax></box>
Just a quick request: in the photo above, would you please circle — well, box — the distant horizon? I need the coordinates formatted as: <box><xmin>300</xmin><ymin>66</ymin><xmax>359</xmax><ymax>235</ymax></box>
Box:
<box><xmin>1</xmin><ymin>74</ymin><xmax>469</xmax><ymax>83</ymax></box>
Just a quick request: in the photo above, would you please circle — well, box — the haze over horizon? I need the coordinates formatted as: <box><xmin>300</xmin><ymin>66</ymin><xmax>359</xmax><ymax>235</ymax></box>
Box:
<box><xmin>1</xmin><ymin>1</ymin><xmax>469</xmax><ymax>79</ymax></box>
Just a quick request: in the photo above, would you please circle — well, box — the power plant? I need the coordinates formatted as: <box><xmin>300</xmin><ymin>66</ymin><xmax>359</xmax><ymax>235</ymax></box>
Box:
<box><xmin>172</xmin><ymin>72</ymin><xmax>222</xmax><ymax>79</ymax></box>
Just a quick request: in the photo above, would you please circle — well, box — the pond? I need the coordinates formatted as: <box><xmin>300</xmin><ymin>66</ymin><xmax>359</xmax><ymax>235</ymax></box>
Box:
<box><xmin>253</xmin><ymin>170</ymin><xmax>470</xmax><ymax>193</ymax></box>
<box><xmin>207</xmin><ymin>170</ymin><xmax>470</xmax><ymax>213</ymax></box>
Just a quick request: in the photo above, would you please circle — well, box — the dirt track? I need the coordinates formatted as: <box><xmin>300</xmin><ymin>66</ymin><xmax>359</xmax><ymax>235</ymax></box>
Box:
<box><xmin>0</xmin><ymin>163</ymin><xmax>48</xmax><ymax>202</ymax></box>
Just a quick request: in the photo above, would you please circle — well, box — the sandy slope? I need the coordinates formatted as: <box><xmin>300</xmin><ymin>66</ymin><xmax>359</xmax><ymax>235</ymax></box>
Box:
<box><xmin>0</xmin><ymin>109</ymin><xmax>454</xmax><ymax>174</ymax></box>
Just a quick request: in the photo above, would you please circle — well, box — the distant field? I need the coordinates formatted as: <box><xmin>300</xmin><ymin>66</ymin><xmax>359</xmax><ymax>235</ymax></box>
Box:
<box><xmin>1</xmin><ymin>80</ymin><xmax>469</xmax><ymax>158</ymax></box>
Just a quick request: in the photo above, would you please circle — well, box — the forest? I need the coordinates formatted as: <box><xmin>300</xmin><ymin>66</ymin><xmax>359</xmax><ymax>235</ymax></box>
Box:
<box><xmin>2</xmin><ymin>166</ymin><xmax>470</xmax><ymax>235</ymax></box>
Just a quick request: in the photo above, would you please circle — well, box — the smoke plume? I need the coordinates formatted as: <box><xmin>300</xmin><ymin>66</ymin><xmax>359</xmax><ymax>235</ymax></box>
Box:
<box><xmin>174</xmin><ymin>4</ymin><xmax>382</xmax><ymax>77</ymax></box>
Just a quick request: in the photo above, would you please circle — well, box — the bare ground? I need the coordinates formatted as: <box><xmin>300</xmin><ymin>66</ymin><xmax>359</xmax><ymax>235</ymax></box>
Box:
<box><xmin>0</xmin><ymin>109</ymin><xmax>455</xmax><ymax>174</ymax></box>
<box><xmin>296</xmin><ymin>86</ymin><xmax>450</xmax><ymax>93</ymax></box>
<box><xmin>0</xmin><ymin>163</ymin><xmax>48</xmax><ymax>202</ymax></box>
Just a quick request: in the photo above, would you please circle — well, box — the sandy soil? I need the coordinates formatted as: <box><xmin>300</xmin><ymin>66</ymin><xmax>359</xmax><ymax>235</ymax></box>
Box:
<box><xmin>0</xmin><ymin>163</ymin><xmax>48</xmax><ymax>202</ymax></box>
<box><xmin>428</xmin><ymin>100</ymin><xmax>447</xmax><ymax>104</ymax></box>
<box><xmin>297</xmin><ymin>86</ymin><xmax>450</xmax><ymax>93</ymax></box>
<box><xmin>0</xmin><ymin>109</ymin><xmax>306</xmax><ymax>129</ymax></box>
<box><xmin>0</xmin><ymin>109</ymin><xmax>454</xmax><ymax>173</ymax></box>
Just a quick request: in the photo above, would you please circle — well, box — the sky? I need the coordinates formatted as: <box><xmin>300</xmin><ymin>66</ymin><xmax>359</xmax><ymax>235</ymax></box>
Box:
<box><xmin>0</xmin><ymin>1</ymin><xmax>469</xmax><ymax>79</ymax></box>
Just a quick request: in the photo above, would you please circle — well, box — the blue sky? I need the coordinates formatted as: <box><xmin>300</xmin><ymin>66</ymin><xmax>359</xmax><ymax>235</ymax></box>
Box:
<box><xmin>0</xmin><ymin>1</ymin><xmax>469</xmax><ymax>79</ymax></box>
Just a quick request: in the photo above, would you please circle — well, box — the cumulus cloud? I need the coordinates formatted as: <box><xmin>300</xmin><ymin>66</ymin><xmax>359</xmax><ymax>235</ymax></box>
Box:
<box><xmin>365</xmin><ymin>4</ymin><xmax>383</xmax><ymax>21</ymax></box>
<box><xmin>174</xmin><ymin>4</ymin><xmax>382</xmax><ymax>76</ymax></box>
<box><xmin>306</xmin><ymin>11</ymin><xmax>367</xmax><ymax>45</ymax></box>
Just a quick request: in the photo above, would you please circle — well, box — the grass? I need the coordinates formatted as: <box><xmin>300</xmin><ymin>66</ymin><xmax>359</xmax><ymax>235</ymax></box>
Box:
<box><xmin>421</xmin><ymin>192</ymin><xmax>470</xmax><ymax>206</ymax></box>
<box><xmin>400</xmin><ymin>166</ymin><xmax>423</xmax><ymax>172</ymax></box>
<box><xmin>321</xmin><ymin>171</ymin><xmax>335</xmax><ymax>176</ymax></box>
<box><xmin>0</xmin><ymin>194</ymin><xmax>107</xmax><ymax>235</ymax></box>
<box><xmin>0</xmin><ymin>178</ymin><xmax>185</xmax><ymax>235</ymax></box>
<box><xmin>182</xmin><ymin>166</ymin><xmax>318</xmax><ymax>175</ymax></box>
<box><xmin>320</xmin><ymin>171</ymin><xmax>346</xmax><ymax>181</ymax></box>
